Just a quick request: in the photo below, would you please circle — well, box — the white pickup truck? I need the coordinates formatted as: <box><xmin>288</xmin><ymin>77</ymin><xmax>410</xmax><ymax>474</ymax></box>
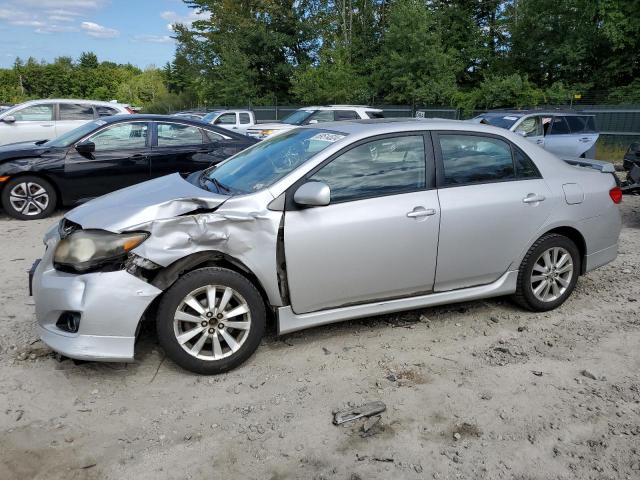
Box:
<box><xmin>200</xmin><ymin>109</ymin><xmax>256</xmax><ymax>135</ymax></box>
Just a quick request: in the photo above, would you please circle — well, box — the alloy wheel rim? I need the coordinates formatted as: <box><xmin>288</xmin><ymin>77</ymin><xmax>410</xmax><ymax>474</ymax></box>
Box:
<box><xmin>173</xmin><ymin>285</ymin><xmax>251</xmax><ymax>361</ymax></box>
<box><xmin>530</xmin><ymin>246</ymin><xmax>573</xmax><ymax>302</ymax></box>
<box><xmin>9</xmin><ymin>182</ymin><xmax>49</xmax><ymax>216</ymax></box>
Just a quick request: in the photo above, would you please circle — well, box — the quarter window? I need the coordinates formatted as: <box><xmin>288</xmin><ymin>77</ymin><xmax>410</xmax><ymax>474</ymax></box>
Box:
<box><xmin>89</xmin><ymin>122</ymin><xmax>148</xmax><ymax>150</ymax></box>
<box><xmin>334</xmin><ymin>110</ymin><xmax>359</xmax><ymax>121</ymax></box>
<box><xmin>12</xmin><ymin>104</ymin><xmax>54</xmax><ymax>121</ymax></box>
<box><xmin>439</xmin><ymin>134</ymin><xmax>515</xmax><ymax>186</ymax></box>
<box><xmin>514</xmin><ymin>148</ymin><xmax>540</xmax><ymax>178</ymax></box>
<box><xmin>95</xmin><ymin>105</ymin><xmax>119</xmax><ymax>117</ymax></box>
<box><xmin>59</xmin><ymin>103</ymin><xmax>94</xmax><ymax>121</ymax></box>
<box><xmin>157</xmin><ymin>123</ymin><xmax>203</xmax><ymax>146</ymax></box>
<box><xmin>310</xmin><ymin>135</ymin><xmax>426</xmax><ymax>203</ymax></box>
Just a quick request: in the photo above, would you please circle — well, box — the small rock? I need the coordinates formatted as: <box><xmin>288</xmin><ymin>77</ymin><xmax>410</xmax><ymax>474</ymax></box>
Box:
<box><xmin>453</xmin><ymin>432</ymin><xmax>461</xmax><ymax>440</ymax></box>
<box><xmin>581</xmin><ymin>369</ymin><xmax>598</xmax><ymax>380</ymax></box>
<box><xmin>490</xmin><ymin>316</ymin><xmax>499</xmax><ymax>323</ymax></box>
<box><xmin>517</xmin><ymin>326</ymin><xmax>528</xmax><ymax>332</ymax></box>
<box><xmin>295</xmin><ymin>444</ymin><xmax>304</xmax><ymax>452</ymax></box>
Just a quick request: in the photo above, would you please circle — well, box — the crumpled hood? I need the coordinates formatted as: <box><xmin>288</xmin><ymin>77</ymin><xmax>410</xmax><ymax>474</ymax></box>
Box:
<box><xmin>65</xmin><ymin>173</ymin><xmax>228</xmax><ymax>232</ymax></box>
<box><xmin>0</xmin><ymin>140</ymin><xmax>53</xmax><ymax>162</ymax></box>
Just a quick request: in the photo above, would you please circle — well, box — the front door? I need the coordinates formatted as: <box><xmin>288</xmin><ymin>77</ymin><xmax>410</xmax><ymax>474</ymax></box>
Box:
<box><xmin>513</xmin><ymin>115</ymin><xmax>545</xmax><ymax>149</ymax></box>
<box><xmin>433</xmin><ymin>132</ymin><xmax>554</xmax><ymax>291</ymax></box>
<box><xmin>63</xmin><ymin>121</ymin><xmax>150</xmax><ymax>202</ymax></box>
<box><xmin>284</xmin><ymin>134</ymin><xmax>440</xmax><ymax>314</ymax></box>
<box><xmin>0</xmin><ymin>103</ymin><xmax>55</xmax><ymax>144</ymax></box>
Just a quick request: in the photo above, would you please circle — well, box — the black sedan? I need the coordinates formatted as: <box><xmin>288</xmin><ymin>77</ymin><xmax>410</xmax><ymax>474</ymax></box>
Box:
<box><xmin>0</xmin><ymin>114</ymin><xmax>257</xmax><ymax>220</ymax></box>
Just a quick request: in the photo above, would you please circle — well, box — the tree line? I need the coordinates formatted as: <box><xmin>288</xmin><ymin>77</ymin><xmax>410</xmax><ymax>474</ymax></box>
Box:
<box><xmin>1</xmin><ymin>0</ymin><xmax>639</xmax><ymax>113</ymax></box>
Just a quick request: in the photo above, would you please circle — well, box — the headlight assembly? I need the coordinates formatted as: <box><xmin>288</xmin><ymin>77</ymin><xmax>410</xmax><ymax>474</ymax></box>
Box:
<box><xmin>54</xmin><ymin>230</ymin><xmax>148</xmax><ymax>272</ymax></box>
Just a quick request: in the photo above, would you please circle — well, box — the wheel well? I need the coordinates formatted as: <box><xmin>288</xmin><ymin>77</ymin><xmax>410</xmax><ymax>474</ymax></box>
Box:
<box><xmin>1</xmin><ymin>172</ymin><xmax>62</xmax><ymax>207</ymax></box>
<box><xmin>545</xmin><ymin>226</ymin><xmax>587</xmax><ymax>274</ymax></box>
<box><xmin>149</xmin><ymin>251</ymin><xmax>272</xmax><ymax>311</ymax></box>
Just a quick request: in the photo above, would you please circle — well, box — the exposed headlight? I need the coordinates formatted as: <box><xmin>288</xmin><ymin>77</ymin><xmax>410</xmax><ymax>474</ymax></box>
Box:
<box><xmin>260</xmin><ymin>129</ymin><xmax>275</xmax><ymax>136</ymax></box>
<box><xmin>54</xmin><ymin>230</ymin><xmax>148</xmax><ymax>272</ymax></box>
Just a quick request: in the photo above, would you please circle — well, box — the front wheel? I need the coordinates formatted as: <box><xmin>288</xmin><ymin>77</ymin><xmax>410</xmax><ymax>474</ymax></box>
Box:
<box><xmin>1</xmin><ymin>175</ymin><xmax>57</xmax><ymax>220</ymax></box>
<box><xmin>513</xmin><ymin>233</ymin><xmax>580</xmax><ymax>312</ymax></box>
<box><xmin>156</xmin><ymin>267</ymin><xmax>266</xmax><ymax>374</ymax></box>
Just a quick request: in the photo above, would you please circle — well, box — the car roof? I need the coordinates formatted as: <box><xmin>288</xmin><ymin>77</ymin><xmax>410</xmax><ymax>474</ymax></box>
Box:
<box><xmin>299</xmin><ymin>105</ymin><xmax>382</xmax><ymax>112</ymax></box>
<box><xmin>299</xmin><ymin>118</ymin><xmax>514</xmax><ymax>136</ymax></box>
<box><xmin>477</xmin><ymin>109</ymin><xmax>595</xmax><ymax>117</ymax></box>
<box><xmin>16</xmin><ymin>98</ymin><xmax>128</xmax><ymax>107</ymax></box>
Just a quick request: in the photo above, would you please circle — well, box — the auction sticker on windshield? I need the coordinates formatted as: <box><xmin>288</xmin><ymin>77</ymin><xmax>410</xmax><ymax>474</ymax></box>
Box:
<box><xmin>309</xmin><ymin>132</ymin><xmax>345</xmax><ymax>143</ymax></box>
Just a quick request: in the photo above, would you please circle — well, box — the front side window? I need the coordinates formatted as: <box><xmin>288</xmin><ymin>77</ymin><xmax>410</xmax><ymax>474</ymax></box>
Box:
<box><xmin>88</xmin><ymin>122</ymin><xmax>148</xmax><ymax>150</ymax></box>
<box><xmin>12</xmin><ymin>104</ymin><xmax>54</xmax><ymax>121</ymax></box>
<box><xmin>202</xmin><ymin>128</ymin><xmax>346</xmax><ymax>194</ymax></box>
<box><xmin>439</xmin><ymin>134</ymin><xmax>515</xmax><ymax>186</ymax></box>
<box><xmin>157</xmin><ymin>123</ymin><xmax>203</xmax><ymax>146</ymax></box>
<box><xmin>310</xmin><ymin>135</ymin><xmax>425</xmax><ymax>203</ymax></box>
<box><xmin>549</xmin><ymin>116</ymin><xmax>570</xmax><ymax>135</ymax></box>
<box><xmin>308</xmin><ymin>110</ymin><xmax>335</xmax><ymax>123</ymax></box>
<box><xmin>515</xmin><ymin>116</ymin><xmax>542</xmax><ymax>137</ymax></box>
<box><xmin>282</xmin><ymin>110</ymin><xmax>314</xmax><ymax>125</ymax></box>
<box><xmin>59</xmin><ymin>103</ymin><xmax>94</xmax><ymax>121</ymax></box>
<box><xmin>215</xmin><ymin>113</ymin><xmax>236</xmax><ymax>125</ymax></box>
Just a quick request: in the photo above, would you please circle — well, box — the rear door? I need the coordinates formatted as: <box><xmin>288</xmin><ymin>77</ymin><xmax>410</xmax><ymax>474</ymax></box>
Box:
<box><xmin>284</xmin><ymin>133</ymin><xmax>440</xmax><ymax>313</ymax></box>
<box><xmin>543</xmin><ymin>116</ymin><xmax>575</xmax><ymax>156</ymax></box>
<box><xmin>149</xmin><ymin>122</ymin><xmax>240</xmax><ymax>178</ymax></box>
<box><xmin>565</xmin><ymin>115</ymin><xmax>598</xmax><ymax>157</ymax></box>
<box><xmin>55</xmin><ymin>103</ymin><xmax>96</xmax><ymax>137</ymax></box>
<box><xmin>433</xmin><ymin>132</ymin><xmax>554</xmax><ymax>291</ymax></box>
<box><xmin>63</xmin><ymin>121</ymin><xmax>150</xmax><ymax>201</ymax></box>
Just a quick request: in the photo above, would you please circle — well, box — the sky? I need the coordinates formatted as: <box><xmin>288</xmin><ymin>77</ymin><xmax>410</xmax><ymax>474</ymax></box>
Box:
<box><xmin>0</xmin><ymin>0</ymin><xmax>208</xmax><ymax>68</ymax></box>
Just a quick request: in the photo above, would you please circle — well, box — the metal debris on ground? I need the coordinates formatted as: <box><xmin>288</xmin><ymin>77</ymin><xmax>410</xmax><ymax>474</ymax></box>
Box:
<box><xmin>333</xmin><ymin>401</ymin><xmax>386</xmax><ymax>425</ymax></box>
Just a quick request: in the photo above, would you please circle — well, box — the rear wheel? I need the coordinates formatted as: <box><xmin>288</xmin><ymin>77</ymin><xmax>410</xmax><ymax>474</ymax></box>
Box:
<box><xmin>1</xmin><ymin>175</ymin><xmax>57</xmax><ymax>220</ymax></box>
<box><xmin>156</xmin><ymin>267</ymin><xmax>265</xmax><ymax>374</ymax></box>
<box><xmin>513</xmin><ymin>233</ymin><xmax>580</xmax><ymax>311</ymax></box>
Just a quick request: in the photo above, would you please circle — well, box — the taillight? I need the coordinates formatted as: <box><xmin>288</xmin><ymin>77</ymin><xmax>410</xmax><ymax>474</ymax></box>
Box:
<box><xmin>609</xmin><ymin>186</ymin><xmax>622</xmax><ymax>204</ymax></box>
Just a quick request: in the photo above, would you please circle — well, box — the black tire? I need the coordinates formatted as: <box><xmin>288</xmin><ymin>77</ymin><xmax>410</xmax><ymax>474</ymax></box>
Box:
<box><xmin>156</xmin><ymin>267</ymin><xmax>266</xmax><ymax>374</ymax></box>
<box><xmin>513</xmin><ymin>233</ymin><xmax>581</xmax><ymax>312</ymax></box>
<box><xmin>1</xmin><ymin>175</ymin><xmax>57</xmax><ymax>220</ymax></box>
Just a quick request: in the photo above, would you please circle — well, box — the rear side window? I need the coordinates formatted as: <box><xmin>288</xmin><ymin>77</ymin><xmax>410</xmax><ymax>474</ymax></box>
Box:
<box><xmin>438</xmin><ymin>134</ymin><xmax>515</xmax><ymax>186</ymax></box>
<box><xmin>565</xmin><ymin>115</ymin><xmax>587</xmax><ymax>133</ymax></box>
<box><xmin>157</xmin><ymin>123</ymin><xmax>204</xmax><ymax>146</ymax></box>
<box><xmin>335</xmin><ymin>110</ymin><xmax>359</xmax><ymax>121</ymax></box>
<box><xmin>95</xmin><ymin>105</ymin><xmax>119</xmax><ymax>117</ymax></box>
<box><xmin>59</xmin><ymin>103</ymin><xmax>94</xmax><ymax>121</ymax></box>
<box><xmin>584</xmin><ymin>116</ymin><xmax>596</xmax><ymax>132</ymax></box>
<box><xmin>366</xmin><ymin>110</ymin><xmax>385</xmax><ymax>119</ymax></box>
<box><xmin>310</xmin><ymin>135</ymin><xmax>426</xmax><ymax>203</ymax></box>
<box><xmin>239</xmin><ymin>113</ymin><xmax>251</xmax><ymax>124</ymax></box>
<box><xmin>549</xmin><ymin>117</ymin><xmax>570</xmax><ymax>135</ymax></box>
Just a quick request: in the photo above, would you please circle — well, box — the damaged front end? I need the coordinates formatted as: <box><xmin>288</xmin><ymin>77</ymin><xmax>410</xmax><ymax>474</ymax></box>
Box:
<box><xmin>33</xmin><ymin>173</ymin><xmax>283</xmax><ymax>362</ymax></box>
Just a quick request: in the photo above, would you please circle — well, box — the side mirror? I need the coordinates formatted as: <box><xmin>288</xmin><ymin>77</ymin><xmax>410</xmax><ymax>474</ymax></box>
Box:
<box><xmin>2</xmin><ymin>115</ymin><xmax>16</xmax><ymax>123</ymax></box>
<box><xmin>307</xmin><ymin>119</ymin><xmax>319</xmax><ymax>125</ymax></box>
<box><xmin>75</xmin><ymin>140</ymin><xmax>95</xmax><ymax>154</ymax></box>
<box><xmin>294</xmin><ymin>181</ymin><xmax>330</xmax><ymax>207</ymax></box>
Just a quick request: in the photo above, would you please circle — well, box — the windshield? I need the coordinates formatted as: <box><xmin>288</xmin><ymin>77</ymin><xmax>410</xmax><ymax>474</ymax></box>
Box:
<box><xmin>45</xmin><ymin>120</ymin><xmax>104</xmax><ymax>148</ymax></box>
<box><xmin>201</xmin><ymin>111</ymin><xmax>223</xmax><ymax>123</ymax></box>
<box><xmin>281</xmin><ymin>110</ymin><xmax>315</xmax><ymax>125</ymax></box>
<box><xmin>474</xmin><ymin>114</ymin><xmax>520</xmax><ymax>129</ymax></box>
<box><xmin>202</xmin><ymin>128</ymin><xmax>346</xmax><ymax>194</ymax></box>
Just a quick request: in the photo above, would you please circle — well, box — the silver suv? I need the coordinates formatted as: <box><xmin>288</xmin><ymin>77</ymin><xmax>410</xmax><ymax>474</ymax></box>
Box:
<box><xmin>32</xmin><ymin>119</ymin><xmax>621</xmax><ymax>374</ymax></box>
<box><xmin>470</xmin><ymin>111</ymin><xmax>598</xmax><ymax>158</ymax></box>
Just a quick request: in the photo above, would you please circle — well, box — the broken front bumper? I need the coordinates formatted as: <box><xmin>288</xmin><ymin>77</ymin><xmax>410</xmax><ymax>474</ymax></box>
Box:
<box><xmin>32</xmin><ymin>238</ymin><xmax>162</xmax><ymax>362</ymax></box>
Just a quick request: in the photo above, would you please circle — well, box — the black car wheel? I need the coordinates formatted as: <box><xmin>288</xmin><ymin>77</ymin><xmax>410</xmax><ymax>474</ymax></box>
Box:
<box><xmin>156</xmin><ymin>267</ymin><xmax>266</xmax><ymax>375</ymax></box>
<box><xmin>1</xmin><ymin>176</ymin><xmax>57</xmax><ymax>220</ymax></box>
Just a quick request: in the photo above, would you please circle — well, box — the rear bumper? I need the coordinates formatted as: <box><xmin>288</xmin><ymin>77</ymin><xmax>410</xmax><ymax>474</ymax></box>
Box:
<box><xmin>33</xmin><ymin>239</ymin><xmax>162</xmax><ymax>362</ymax></box>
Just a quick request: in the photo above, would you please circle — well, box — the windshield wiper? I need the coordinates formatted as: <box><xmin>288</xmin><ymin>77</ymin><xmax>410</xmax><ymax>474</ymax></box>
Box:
<box><xmin>200</xmin><ymin>173</ymin><xmax>232</xmax><ymax>194</ymax></box>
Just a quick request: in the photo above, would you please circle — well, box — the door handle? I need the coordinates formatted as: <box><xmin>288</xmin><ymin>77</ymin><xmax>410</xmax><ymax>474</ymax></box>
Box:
<box><xmin>523</xmin><ymin>194</ymin><xmax>546</xmax><ymax>204</ymax></box>
<box><xmin>40</xmin><ymin>124</ymin><xmax>54</xmax><ymax>127</ymax></box>
<box><xmin>407</xmin><ymin>207</ymin><xmax>437</xmax><ymax>218</ymax></box>
<box><xmin>579</xmin><ymin>137</ymin><xmax>591</xmax><ymax>142</ymax></box>
<box><xmin>535</xmin><ymin>139</ymin><xmax>544</xmax><ymax>144</ymax></box>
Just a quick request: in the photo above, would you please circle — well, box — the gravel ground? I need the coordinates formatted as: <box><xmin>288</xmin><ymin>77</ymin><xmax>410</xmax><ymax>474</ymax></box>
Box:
<box><xmin>0</xmin><ymin>197</ymin><xmax>639</xmax><ymax>480</ymax></box>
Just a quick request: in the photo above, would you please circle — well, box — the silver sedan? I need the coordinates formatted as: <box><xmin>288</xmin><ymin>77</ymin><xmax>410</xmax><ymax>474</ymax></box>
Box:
<box><xmin>32</xmin><ymin>119</ymin><xmax>622</xmax><ymax>374</ymax></box>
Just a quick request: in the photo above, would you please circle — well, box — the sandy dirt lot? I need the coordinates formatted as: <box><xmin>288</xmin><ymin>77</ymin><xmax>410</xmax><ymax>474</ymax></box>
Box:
<box><xmin>0</xmin><ymin>197</ymin><xmax>639</xmax><ymax>480</ymax></box>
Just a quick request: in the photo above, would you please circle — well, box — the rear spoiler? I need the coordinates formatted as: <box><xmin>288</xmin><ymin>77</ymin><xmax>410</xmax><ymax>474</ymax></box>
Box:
<box><xmin>561</xmin><ymin>157</ymin><xmax>616</xmax><ymax>173</ymax></box>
